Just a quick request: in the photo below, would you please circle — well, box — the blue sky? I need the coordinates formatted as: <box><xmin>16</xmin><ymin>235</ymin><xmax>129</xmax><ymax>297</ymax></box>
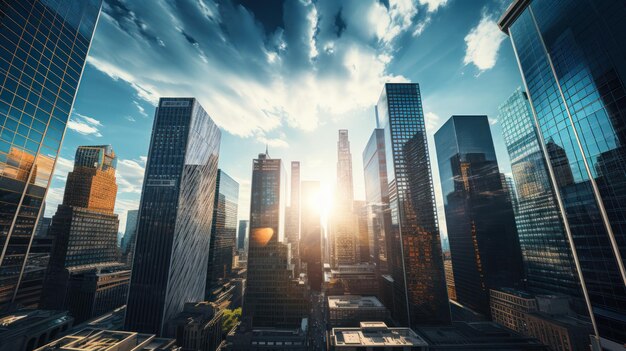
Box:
<box><xmin>47</xmin><ymin>0</ymin><xmax>525</xmax><ymax>238</ymax></box>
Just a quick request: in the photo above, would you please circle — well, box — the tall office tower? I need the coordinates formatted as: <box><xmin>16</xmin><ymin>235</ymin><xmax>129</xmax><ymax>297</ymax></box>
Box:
<box><xmin>120</xmin><ymin>209</ymin><xmax>138</xmax><ymax>257</ymax></box>
<box><xmin>205</xmin><ymin>169</ymin><xmax>239</xmax><ymax>292</ymax></box>
<box><xmin>42</xmin><ymin>145</ymin><xmax>123</xmax><ymax>322</ymax></box>
<box><xmin>0</xmin><ymin>0</ymin><xmax>102</xmax><ymax>310</ymax></box>
<box><xmin>244</xmin><ymin>151</ymin><xmax>307</xmax><ymax>328</ymax></box>
<box><xmin>285</xmin><ymin>161</ymin><xmax>301</xmax><ymax>273</ymax></box>
<box><xmin>125</xmin><ymin>98</ymin><xmax>221</xmax><ymax>335</ymax></box>
<box><xmin>237</xmin><ymin>220</ymin><xmax>248</xmax><ymax>251</ymax></box>
<box><xmin>362</xmin><ymin>129</ymin><xmax>390</xmax><ymax>272</ymax></box>
<box><xmin>331</xmin><ymin>130</ymin><xmax>358</xmax><ymax>267</ymax></box>
<box><xmin>499</xmin><ymin>1</ymin><xmax>626</xmax><ymax>347</ymax></box>
<box><xmin>434</xmin><ymin>116</ymin><xmax>524</xmax><ymax>316</ymax></box>
<box><xmin>301</xmin><ymin>181</ymin><xmax>322</xmax><ymax>291</ymax></box>
<box><xmin>375</xmin><ymin>83</ymin><xmax>450</xmax><ymax>327</ymax></box>
<box><xmin>499</xmin><ymin>89</ymin><xmax>581</xmax><ymax>301</ymax></box>
<box><xmin>353</xmin><ymin>200</ymin><xmax>370</xmax><ymax>263</ymax></box>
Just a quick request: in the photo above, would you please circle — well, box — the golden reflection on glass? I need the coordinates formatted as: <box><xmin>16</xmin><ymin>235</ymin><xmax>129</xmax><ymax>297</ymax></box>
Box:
<box><xmin>252</xmin><ymin>227</ymin><xmax>274</xmax><ymax>246</ymax></box>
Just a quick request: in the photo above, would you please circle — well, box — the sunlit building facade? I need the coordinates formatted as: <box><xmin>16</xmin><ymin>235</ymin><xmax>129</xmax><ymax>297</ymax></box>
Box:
<box><xmin>331</xmin><ymin>130</ymin><xmax>357</xmax><ymax>267</ymax></box>
<box><xmin>0</xmin><ymin>0</ymin><xmax>102</xmax><ymax>310</ymax></box>
<box><xmin>434</xmin><ymin>115</ymin><xmax>524</xmax><ymax>316</ymax></box>
<box><xmin>375</xmin><ymin>83</ymin><xmax>450</xmax><ymax>327</ymax></box>
<box><xmin>499</xmin><ymin>88</ymin><xmax>581</xmax><ymax>300</ymax></box>
<box><xmin>125</xmin><ymin>98</ymin><xmax>221</xmax><ymax>335</ymax></box>
<box><xmin>205</xmin><ymin>169</ymin><xmax>238</xmax><ymax>292</ymax></box>
<box><xmin>500</xmin><ymin>0</ymin><xmax>626</xmax><ymax>347</ymax></box>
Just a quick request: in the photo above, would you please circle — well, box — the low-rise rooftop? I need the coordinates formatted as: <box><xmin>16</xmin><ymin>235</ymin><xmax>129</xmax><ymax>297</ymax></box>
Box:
<box><xmin>327</xmin><ymin>295</ymin><xmax>384</xmax><ymax>309</ymax></box>
<box><xmin>331</xmin><ymin>322</ymin><xmax>427</xmax><ymax>348</ymax></box>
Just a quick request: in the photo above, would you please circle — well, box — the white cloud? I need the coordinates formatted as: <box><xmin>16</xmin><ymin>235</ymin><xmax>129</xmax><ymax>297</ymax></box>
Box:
<box><xmin>463</xmin><ymin>14</ymin><xmax>506</xmax><ymax>72</ymax></box>
<box><xmin>52</xmin><ymin>156</ymin><xmax>74</xmax><ymax>182</ymax></box>
<box><xmin>424</xmin><ymin>111</ymin><xmax>441</xmax><ymax>133</ymax></box>
<box><xmin>86</xmin><ymin>0</ymin><xmax>414</xmax><ymax>146</ymax></box>
<box><xmin>116</xmin><ymin>157</ymin><xmax>146</xmax><ymax>194</ymax></box>
<box><xmin>44</xmin><ymin>187</ymin><xmax>64</xmax><ymax>216</ymax></box>
<box><xmin>419</xmin><ymin>0</ymin><xmax>448</xmax><ymax>12</ymax></box>
<box><xmin>133</xmin><ymin>100</ymin><xmax>148</xmax><ymax>117</ymax></box>
<box><xmin>67</xmin><ymin>112</ymin><xmax>103</xmax><ymax>137</ymax></box>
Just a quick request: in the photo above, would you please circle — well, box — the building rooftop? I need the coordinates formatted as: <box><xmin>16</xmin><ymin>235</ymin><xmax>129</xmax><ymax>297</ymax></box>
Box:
<box><xmin>34</xmin><ymin>328</ymin><xmax>179</xmax><ymax>351</ymax></box>
<box><xmin>331</xmin><ymin>322</ymin><xmax>427</xmax><ymax>348</ymax></box>
<box><xmin>498</xmin><ymin>0</ymin><xmax>530</xmax><ymax>33</ymax></box>
<box><xmin>0</xmin><ymin>309</ymin><xmax>73</xmax><ymax>339</ymax></box>
<box><xmin>327</xmin><ymin>295</ymin><xmax>385</xmax><ymax>309</ymax></box>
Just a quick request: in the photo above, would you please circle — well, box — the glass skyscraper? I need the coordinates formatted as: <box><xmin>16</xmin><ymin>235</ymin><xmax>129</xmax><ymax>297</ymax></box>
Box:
<box><xmin>500</xmin><ymin>0</ymin><xmax>626</xmax><ymax>346</ymax></box>
<box><xmin>0</xmin><ymin>0</ymin><xmax>102</xmax><ymax>309</ymax></box>
<box><xmin>285</xmin><ymin>161</ymin><xmax>301</xmax><ymax>273</ymax></box>
<box><xmin>125</xmin><ymin>97</ymin><xmax>221</xmax><ymax>335</ymax></box>
<box><xmin>300</xmin><ymin>180</ymin><xmax>322</xmax><ymax>291</ymax></box>
<box><xmin>362</xmin><ymin>128</ymin><xmax>390</xmax><ymax>272</ymax></box>
<box><xmin>499</xmin><ymin>88</ymin><xmax>581</xmax><ymax>300</ymax></box>
<box><xmin>237</xmin><ymin>219</ymin><xmax>248</xmax><ymax>251</ymax></box>
<box><xmin>434</xmin><ymin>115</ymin><xmax>524</xmax><ymax>316</ymax></box>
<box><xmin>375</xmin><ymin>83</ymin><xmax>450</xmax><ymax>327</ymax></box>
<box><xmin>205</xmin><ymin>169</ymin><xmax>238</xmax><ymax>292</ymax></box>
<box><xmin>244</xmin><ymin>150</ymin><xmax>307</xmax><ymax>328</ymax></box>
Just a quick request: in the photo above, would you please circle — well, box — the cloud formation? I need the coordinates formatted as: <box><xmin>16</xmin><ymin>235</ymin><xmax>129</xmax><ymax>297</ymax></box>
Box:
<box><xmin>67</xmin><ymin>112</ymin><xmax>103</xmax><ymax>137</ymax></box>
<box><xmin>85</xmin><ymin>0</ymin><xmax>445</xmax><ymax>146</ymax></box>
<box><xmin>463</xmin><ymin>13</ymin><xmax>506</xmax><ymax>72</ymax></box>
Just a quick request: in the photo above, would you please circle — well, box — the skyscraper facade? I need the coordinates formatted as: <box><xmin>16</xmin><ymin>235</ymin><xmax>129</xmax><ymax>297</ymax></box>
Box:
<box><xmin>285</xmin><ymin>161</ymin><xmax>301</xmax><ymax>273</ymax></box>
<box><xmin>125</xmin><ymin>97</ymin><xmax>221</xmax><ymax>335</ymax></box>
<box><xmin>375</xmin><ymin>83</ymin><xmax>450</xmax><ymax>327</ymax></box>
<box><xmin>0</xmin><ymin>0</ymin><xmax>102</xmax><ymax>310</ymax></box>
<box><xmin>244</xmin><ymin>151</ymin><xmax>307</xmax><ymax>328</ymax></box>
<box><xmin>500</xmin><ymin>1</ymin><xmax>626</xmax><ymax>346</ymax></box>
<box><xmin>301</xmin><ymin>181</ymin><xmax>322</xmax><ymax>291</ymax></box>
<box><xmin>499</xmin><ymin>89</ymin><xmax>581</xmax><ymax>300</ymax></box>
<box><xmin>237</xmin><ymin>220</ymin><xmax>248</xmax><ymax>251</ymax></box>
<box><xmin>42</xmin><ymin>145</ymin><xmax>123</xmax><ymax>322</ymax></box>
<box><xmin>362</xmin><ymin>129</ymin><xmax>390</xmax><ymax>272</ymax></box>
<box><xmin>331</xmin><ymin>130</ymin><xmax>357</xmax><ymax>267</ymax></box>
<box><xmin>121</xmin><ymin>209</ymin><xmax>138</xmax><ymax>256</ymax></box>
<box><xmin>353</xmin><ymin>200</ymin><xmax>370</xmax><ymax>263</ymax></box>
<box><xmin>434</xmin><ymin>115</ymin><xmax>524</xmax><ymax>316</ymax></box>
<box><xmin>206</xmin><ymin>169</ymin><xmax>239</xmax><ymax>292</ymax></box>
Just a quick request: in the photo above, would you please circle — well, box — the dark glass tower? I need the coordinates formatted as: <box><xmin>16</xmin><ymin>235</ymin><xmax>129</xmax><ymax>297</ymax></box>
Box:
<box><xmin>362</xmin><ymin>128</ymin><xmax>390</xmax><ymax>272</ymax></box>
<box><xmin>205</xmin><ymin>169</ymin><xmax>238</xmax><ymax>292</ymax></box>
<box><xmin>434</xmin><ymin>115</ymin><xmax>524</xmax><ymax>316</ymax></box>
<box><xmin>500</xmin><ymin>0</ymin><xmax>626</xmax><ymax>346</ymax></box>
<box><xmin>0</xmin><ymin>0</ymin><xmax>102</xmax><ymax>310</ymax></box>
<box><xmin>301</xmin><ymin>180</ymin><xmax>322</xmax><ymax>291</ymax></box>
<box><xmin>125</xmin><ymin>97</ymin><xmax>221</xmax><ymax>335</ymax></box>
<box><xmin>244</xmin><ymin>151</ymin><xmax>307</xmax><ymax>328</ymax></box>
<box><xmin>499</xmin><ymin>88</ymin><xmax>581</xmax><ymax>299</ymax></box>
<box><xmin>375</xmin><ymin>83</ymin><xmax>450</xmax><ymax>327</ymax></box>
<box><xmin>285</xmin><ymin>161</ymin><xmax>301</xmax><ymax>273</ymax></box>
<box><xmin>237</xmin><ymin>220</ymin><xmax>248</xmax><ymax>251</ymax></box>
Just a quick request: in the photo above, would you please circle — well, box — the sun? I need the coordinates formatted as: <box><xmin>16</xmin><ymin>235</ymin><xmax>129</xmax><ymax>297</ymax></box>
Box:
<box><xmin>302</xmin><ymin>182</ymin><xmax>333</xmax><ymax>232</ymax></box>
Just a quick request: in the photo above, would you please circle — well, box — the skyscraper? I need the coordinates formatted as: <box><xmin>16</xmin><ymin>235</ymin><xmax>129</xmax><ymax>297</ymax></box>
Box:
<box><xmin>42</xmin><ymin>145</ymin><xmax>125</xmax><ymax>322</ymax></box>
<box><xmin>244</xmin><ymin>151</ymin><xmax>307</xmax><ymax>328</ymax></box>
<box><xmin>375</xmin><ymin>83</ymin><xmax>450</xmax><ymax>327</ymax></box>
<box><xmin>237</xmin><ymin>220</ymin><xmax>248</xmax><ymax>251</ymax></box>
<box><xmin>125</xmin><ymin>97</ymin><xmax>221</xmax><ymax>335</ymax></box>
<box><xmin>353</xmin><ymin>200</ymin><xmax>370</xmax><ymax>263</ymax></box>
<box><xmin>434</xmin><ymin>115</ymin><xmax>524</xmax><ymax>316</ymax></box>
<box><xmin>331</xmin><ymin>130</ymin><xmax>358</xmax><ymax>267</ymax></box>
<box><xmin>499</xmin><ymin>88</ymin><xmax>581</xmax><ymax>300</ymax></box>
<box><xmin>0</xmin><ymin>0</ymin><xmax>102</xmax><ymax>310</ymax></box>
<box><xmin>301</xmin><ymin>181</ymin><xmax>322</xmax><ymax>291</ymax></box>
<box><xmin>121</xmin><ymin>209</ymin><xmax>139</xmax><ymax>257</ymax></box>
<box><xmin>285</xmin><ymin>161</ymin><xmax>301</xmax><ymax>273</ymax></box>
<box><xmin>362</xmin><ymin>129</ymin><xmax>390</xmax><ymax>272</ymax></box>
<box><xmin>206</xmin><ymin>169</ymin><xmax>239</xmax><ymax>292</ymax></box>
<box><xmin>500</xmin><ymin>1</ymin><xmax>626</xmax><ymax>346</ymax></box>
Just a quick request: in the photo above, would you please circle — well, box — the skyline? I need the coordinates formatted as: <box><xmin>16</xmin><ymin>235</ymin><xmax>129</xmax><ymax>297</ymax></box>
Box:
<box><xmin>45</xmin><ymin>0</ymin><xmax>525</xmax><ymax>239</ymax></box>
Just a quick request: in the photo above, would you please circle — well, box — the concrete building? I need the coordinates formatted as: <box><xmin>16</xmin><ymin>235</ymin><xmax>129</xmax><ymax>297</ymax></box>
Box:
<box><xmin>416</xmin><ymin>322</ymin><xmax>548</xmax><ymax>350</ymax></box>
<box><xmin>490</xmin><ymin>288</ymin><xmax>538</xmax><ymax>334</ymax></box>
<box><xmin>0</xmin><ymin>310</ymin><xmax>73</xmax><ymax>351</ymax></box>
<box><xmin>324</xmin><ymin>264</ymin><xmax>379</xmax><ymax>297</ymax></box>
<box><xmin>34</xmin><ymin>328</ymin><xmax>179</xmax><ymax>351</ymax></box>
<box><xmin>326</xmin><ymin>295</ymin><xmax>390</xmax><ymax>327</ymax></box>
<box><xmin>329</xmin><ymin>322</ymin><xmax>427</xmax><ymax>350</ymax></box>
<box><xmin>165</xmin><ymin>302</ymin><xmax>224</xmax><ymax>351</ymax></box>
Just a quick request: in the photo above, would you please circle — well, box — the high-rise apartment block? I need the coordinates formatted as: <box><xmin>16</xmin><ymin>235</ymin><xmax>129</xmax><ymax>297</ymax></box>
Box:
<box><xmin>375</xmin><ymin>83</ymin><xmax>450</xmax><ymax>327</ymax></box>
<box><xmin>125</xmin><ymin>97</ymin><xmax>221</xmax><ymax>335</ymax></box>
<box><xmin>206</xmin><ymin>169</ymin><xmax>238</xmax><ymax>292</ymax></box>
<box><xmin>434</xmin><ymin>115</ymin><xmax>524</xmax><ymax>316</ymax></box>
<box><xmin>500</xmin><ymin>0</ymin><xmax>626</xmax><ymax>346</ymax></box>
<box><xmin>0</xmin><ymin>0</ymin><xmax>102</xmax><ymax>310</ymax></box>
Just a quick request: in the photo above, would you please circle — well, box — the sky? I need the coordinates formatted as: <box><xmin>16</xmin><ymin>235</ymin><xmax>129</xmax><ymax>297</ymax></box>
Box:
<box><xmin>46</xmin><ymin>0</ymin><xmax>525</xmax><ymax>239</ymax></box>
